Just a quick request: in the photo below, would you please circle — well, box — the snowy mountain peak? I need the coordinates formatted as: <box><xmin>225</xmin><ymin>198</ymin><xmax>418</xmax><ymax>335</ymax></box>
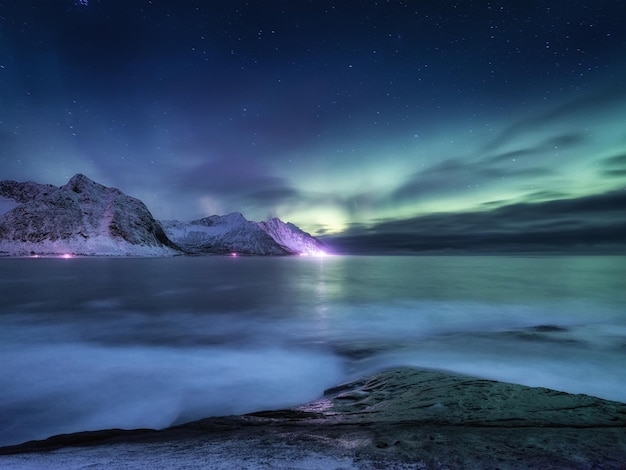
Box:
<box><xmin>197</xmin><ymin>212</ymin><xmax>248</xmax><ymax>228</ymax></box>
<box><xmin>162</xmin><ymin>213</ymin><xmax>326</xmax><ymax>256</ymax></box>
<box><xmin>257</xmin><ymin>217</ymin><xmax>327</xmax><ymax>256</ymax></box>
<box><xmin>162</xmin><ymin>213</ymin><xmax>289</xmax><ymax>255</ymax></box>
<box><xmin>62</xmin><ymin>173</ymin><xmax>107</xmax><ymax>194</ymax></box>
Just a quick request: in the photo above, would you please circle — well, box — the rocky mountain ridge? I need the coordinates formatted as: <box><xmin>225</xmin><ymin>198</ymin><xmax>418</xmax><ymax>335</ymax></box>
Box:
<box><xmin>0</xmin><ymin>174</ymin><xmax>325</xmax><ymax>257</ymax></box>
<box><xmin>161</xmin><ymin>213</ymin><xmax>326</xmax><ymax>256</ymax></box>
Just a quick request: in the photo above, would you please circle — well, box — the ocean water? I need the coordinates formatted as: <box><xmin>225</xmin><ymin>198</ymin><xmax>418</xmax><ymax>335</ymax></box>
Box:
<box><xmin>1</xmin><ymin>255</ymin><xmax>625</xmax><ymax>447</ymax></box>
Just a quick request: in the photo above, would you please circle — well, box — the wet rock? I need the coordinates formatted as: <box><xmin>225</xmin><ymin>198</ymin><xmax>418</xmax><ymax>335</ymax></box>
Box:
<box><xmin>2</xmin><ymin>367</ymin><xmax>625</xmax><ymax>469</ymax></box>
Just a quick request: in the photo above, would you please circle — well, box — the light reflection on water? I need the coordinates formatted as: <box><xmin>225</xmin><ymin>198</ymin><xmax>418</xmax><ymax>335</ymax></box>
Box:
<box><xmin>1</xmin><ymin>255</ymin><xmax>625</xmax><ymax>446</ymax></box>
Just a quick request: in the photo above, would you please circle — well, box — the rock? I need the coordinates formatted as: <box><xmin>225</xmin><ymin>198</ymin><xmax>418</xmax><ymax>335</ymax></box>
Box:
<box><xmin>1</xmin><ymin>367</ymin><xmax>625</xmax><ymax>468</ymax></box>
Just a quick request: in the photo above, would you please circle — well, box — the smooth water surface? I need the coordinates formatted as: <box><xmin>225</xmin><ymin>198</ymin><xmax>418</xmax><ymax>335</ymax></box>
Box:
<box><xmin>1</xmin><ymin>255</ymin><xmax>625</xmax><ymax>446</ymax></box>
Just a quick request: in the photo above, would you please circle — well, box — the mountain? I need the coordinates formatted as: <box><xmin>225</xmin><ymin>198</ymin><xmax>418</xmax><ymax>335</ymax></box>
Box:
<box><xmin>258</xmin><ymin>217</ymin><xmax>327</xmax><ymax>255</ymax></box>
<box><xmin>161</xmin><ymin>213</ymin><xmax>288</xmax><ymax>255</ymax></box>
<box><xmin>0</xmin><ymin>180</ymin><xmax>58</xmax><ymax>204</ymax></box>
<box><xmin>0</xmin><ymin>174</ymin><xmax>179</xmax><ymax>256</ymax></box>
<box><xmin>0</xmin><ymin>174</ymin><xmax>327</xmax><ymax>257</ymax></box>
<box><xmin>161</xmin><ymin>213</ymin><xmax>326</xmax><ymax>256</ymax></box>
<box><xmin>0</xmin><ymin>180</ymin><xmax>57</xmax><ymax>216</ymax></box>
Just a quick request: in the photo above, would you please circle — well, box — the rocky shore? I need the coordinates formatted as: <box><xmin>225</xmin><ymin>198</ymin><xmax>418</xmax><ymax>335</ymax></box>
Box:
<box><xmin>2</xmin><ymin>367</ymin><xmax>626</xmax><ymax>469</ymax></box>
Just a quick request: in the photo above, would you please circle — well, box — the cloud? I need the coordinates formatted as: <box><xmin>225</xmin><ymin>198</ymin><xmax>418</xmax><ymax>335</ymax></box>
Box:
<box><xmin>391</xmin><ymin>128</ymin><xmax>589</xmax><ymax>205</ymax></box>
<box><xmin>393</xmin><ymin>157</ymin><xmax>553</xmax><ymax>203</ymax></box>
<box><xmin>483</xmin><ymin>85</ymin><xmax>626</xmax><ymax>153</ymax></box>
<box><xmin>246</xmin><ymin>187</ymin><xmax>300</xmax><ymax>206</ymax></box>
<box><xmin>519</xmin><ymin>190</ymin><xmax>573</xmax><ymax>202</ymax></box>
<box><xmin>545</xmin><ymin>132</ymin><xmax>587</xmax><ymax>149</ymax></box>
<box><xmin>178</xmin><ymin>157</ymin><xmax>286</xmax><ymax>196</ymax></box>
<box><xmin>601</xmin><ymin>152</ymin><xmax>626</xmax><ymax>177</ymax></box>
<box><xmin>168</xmin><ymin>157</ymin><xmax>306</xmax><ymax>218</ymax></box>
<box><xmin>327</xmin><ymin>190</ymin><xmax>626</xmax><ymax>253</ymax></box>
<box><xmin>486</xmin><ymin>132</ymin><xmax>587</xmax><ymax>164</ymax></box>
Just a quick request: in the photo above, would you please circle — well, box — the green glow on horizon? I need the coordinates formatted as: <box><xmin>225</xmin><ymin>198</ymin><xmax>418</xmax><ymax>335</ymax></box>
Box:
<box><xmin>275</xmin><ymin>91</ymin><xmax>626</xmax><ymax>236</ymax></box>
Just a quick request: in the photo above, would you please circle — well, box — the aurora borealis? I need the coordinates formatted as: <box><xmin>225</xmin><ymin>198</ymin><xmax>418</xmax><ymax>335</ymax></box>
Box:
<box><xmin>1</xmin><ymin>1</ymin><xmax>625</xmax><ymax>251</ymax></box>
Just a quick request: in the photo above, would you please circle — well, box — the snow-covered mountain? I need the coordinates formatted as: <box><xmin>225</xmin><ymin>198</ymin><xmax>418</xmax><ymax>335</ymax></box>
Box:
<box><xmin>162</xmin><ymin>213</ymin><xmax>288</xmax><ymax>255</ymax></box>
<box><xmin>258</xmin><ymin>217</ymin><xmax>326</xmax><ymax>255</ymax></box>
<box><xmin>0</xmin><ymin>174</ymin><xmax>327</xmax><ymax>257</ymax></box>
<box><xmin>161</xmin><ymin>213</ymin><xmax>326</xmax><ymax>256</ymax></box>
<box><xmin>0</xmin><ymin>174</ymin><xmax>179</xmax><ymax>256</ymax></box>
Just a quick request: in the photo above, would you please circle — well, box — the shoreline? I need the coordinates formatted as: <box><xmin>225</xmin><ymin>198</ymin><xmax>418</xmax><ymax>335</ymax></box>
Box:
<box><xmin>2</xmin><ymin>367</ymin><xmax>626</xmax><ymax>468</ymax></box>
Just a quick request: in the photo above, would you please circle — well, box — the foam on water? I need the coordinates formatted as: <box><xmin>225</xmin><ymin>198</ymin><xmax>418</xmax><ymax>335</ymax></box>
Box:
<box><xmin>0</xmin><ymin>338</ymin><xmax>343</xmax><ymax>446</ymax></box>
<box><xmin>1</xmin><ymin>255</ymin><xmax>625</xmax><ymax>447</ymax></box>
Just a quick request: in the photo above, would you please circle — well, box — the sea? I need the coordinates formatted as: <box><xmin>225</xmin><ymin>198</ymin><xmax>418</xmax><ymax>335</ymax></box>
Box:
<box><xmin>1</xmin><ymin>255</ymin><xmax>625</xmax><ymax>447</ymax></box>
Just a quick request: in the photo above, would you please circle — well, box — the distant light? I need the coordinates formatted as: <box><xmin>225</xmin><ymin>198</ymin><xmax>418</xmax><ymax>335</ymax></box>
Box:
<box><xmin>230</xmin><ymin>252</ymin><xmax>238</xmax><ymax>257</ymax></box>
<box><xmin>61</xmin><ymin>253</ymin><xmax>73</xmax><ymax>259</ymax></box>
<box><xmin>299</xmin><ymin>250</ymin><xmax>330</xmax><ymax>257</ymax></box>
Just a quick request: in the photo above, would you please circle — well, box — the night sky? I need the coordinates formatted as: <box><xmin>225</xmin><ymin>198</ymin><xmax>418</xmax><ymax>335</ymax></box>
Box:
<box><xmin>1</xmin><ymin>1</ymin><xmax>625</xmax><ymax>252</ymax></box>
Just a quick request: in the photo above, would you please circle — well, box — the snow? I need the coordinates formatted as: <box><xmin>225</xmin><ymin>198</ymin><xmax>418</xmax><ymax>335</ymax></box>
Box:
<box><xmin>0</xmin><ymin>237</ymin><xmax>179</xmax><ymax>257</ymax></box>
<box><xmin>0</xmin><ymin>440</ymin><xmax>401</xmax><ymax>470</ymax></box>
<box><xmin>259</xmin><ymin>217</ymin><xmax>327</xmax><ymax>255</ymax></box>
